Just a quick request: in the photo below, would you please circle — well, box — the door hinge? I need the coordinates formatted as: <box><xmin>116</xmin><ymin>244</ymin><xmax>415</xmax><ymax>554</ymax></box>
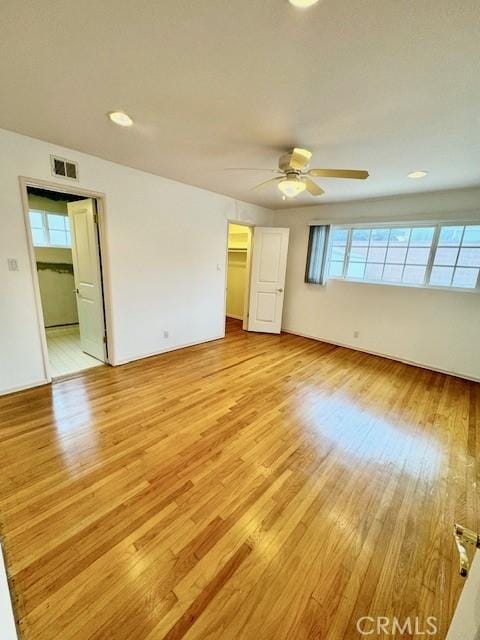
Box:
<box><xmin>93</xmin><ymin>213</ymin><xmax>99</xmax><ymax>225</ymax></box>
<box><xmin>103</xmin><ymin>335</ymin><xmax>107</xmax><ymax>344</ymax></box>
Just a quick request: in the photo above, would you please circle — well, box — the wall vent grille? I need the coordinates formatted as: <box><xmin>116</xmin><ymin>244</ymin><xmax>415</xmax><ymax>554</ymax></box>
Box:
<box><xmin>50</xmin><ymin>155</ymin><xmax>78</xmax><ymax>181</ymax></box>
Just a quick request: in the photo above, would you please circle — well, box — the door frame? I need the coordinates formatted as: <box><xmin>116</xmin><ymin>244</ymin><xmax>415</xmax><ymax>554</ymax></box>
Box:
<box><xmin>18</xmin><ymin>176</ymin><xmax>113</xmax><ymax>381</ymax></box>
<box><xmin>224</xmin><ymin>220</ymin><xmax>254</xmax><ymax>331</ymax></box>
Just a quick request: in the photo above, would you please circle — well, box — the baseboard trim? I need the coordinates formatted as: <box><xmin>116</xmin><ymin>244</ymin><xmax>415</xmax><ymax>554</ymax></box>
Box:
<box><xmin>226</xmin><ymin>314</ymin><xmax>243</xmax><ymax>321</ymax></box>
<box><xmin>0</xmin><ymin>378</ymin><xmax>50</xmax><ymax>397</ymax></box>
<box><xmin>282</xmin><ymin>328</ymin><xmax>480</xmax><ymax>383</ymax></box>
<box><xmin>114</xmin><ymin>334</ymin><xmax>226</xmax><ymax>366</ymax></box>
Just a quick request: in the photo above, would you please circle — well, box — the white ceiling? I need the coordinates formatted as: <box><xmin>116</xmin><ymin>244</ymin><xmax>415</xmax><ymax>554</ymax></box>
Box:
<box><xmin>1</xmin><ymin>0</ymin><xmax>479</xmax><ymax>209</ymax></box>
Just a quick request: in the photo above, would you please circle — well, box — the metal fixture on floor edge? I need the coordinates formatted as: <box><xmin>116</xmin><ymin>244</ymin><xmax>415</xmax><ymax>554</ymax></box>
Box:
<box><xmin>453</xmin><ymin>523</ymin><xmax>480</xmax><ymax>577</ymax></box>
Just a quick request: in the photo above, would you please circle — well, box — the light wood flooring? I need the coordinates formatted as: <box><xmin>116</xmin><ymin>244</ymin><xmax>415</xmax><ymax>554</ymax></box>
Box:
<box><xmin>46</xmin><ymin>325</ymin><xmax>103</xmax><ymax>378</ymax></box>
<box><xmin>0</xmin><ymin>319</ymin><xmax>478</xmax><ymax>639</ymax></box>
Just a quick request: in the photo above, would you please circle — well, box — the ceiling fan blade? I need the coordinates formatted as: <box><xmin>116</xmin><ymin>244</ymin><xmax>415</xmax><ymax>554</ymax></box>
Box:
<box><xmin>224</xmin><ymin>168</ymin><xmax>282</xmax><ymax>173</ymax></box>
<box><xmin>289</xmin><ymin>148</ymin><xmax>312</xmax><ymax>171</ymax></box>
<box><xmin>251</xmin><ymin>177</ymin><xmax>284</xmax><ymax>191</ymax></box>
<box><xmin>303</xmin><ymin>178</ymin><xmax>325</xmax><ymax>197</ymax></box>
<box><xmin>308</xmin><ymin>168</ymin><xmax>369</xmax><ymax>180</ymax></box>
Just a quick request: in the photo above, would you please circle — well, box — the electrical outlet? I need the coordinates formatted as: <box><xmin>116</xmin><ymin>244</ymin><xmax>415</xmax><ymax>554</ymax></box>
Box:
<box><xmin>7</xmin><ymin>258</ymin><xmax>19</xmax><ymax>272</ymax></box>
<box><xmin>163</xmin><ymin>330</ymin><xmax>169</xmax><ymax>338</ymax></box>
<box><xmin>353</xmin><ymin>330</ymin><xmax>360</xmax><ymax>339</ymax></box>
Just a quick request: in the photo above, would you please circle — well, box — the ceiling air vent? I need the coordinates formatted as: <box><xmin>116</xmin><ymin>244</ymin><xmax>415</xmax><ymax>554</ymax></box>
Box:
<box><xmin>50</xmin><ymin>155</ymin><xmax>78</xmax><ymax>181</ymax></box>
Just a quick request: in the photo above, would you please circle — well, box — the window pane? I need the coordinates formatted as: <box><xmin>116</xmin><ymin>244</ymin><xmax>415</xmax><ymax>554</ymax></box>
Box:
<box><xmin>49</xmin><ymin>230</ymin><xmax>67</xmax><ymax>246</ymax></box>
<box><xmin>434</xmin><ymin>247</ymin><xmax>458</xmax><ymax>266</ymax></box>
<box><xmin>388</xmin><ymin>228</ymin><xmax>411</xmax><ymax>245</ymax></box>
<box><xmin>406</xmin><ymin>247</ymin><xmax>430</xmax><ymax>265</ymax></box>
<box><xmin>331</xmin><ymin>246</ymin><xmax>346</xmax><ymax>260</ymax></box>
<box><xmin>438</xmin><ymin>226</ymin><xmax>463</xmax><ymax>245</ymax></box>
<box><xmin>66</xmin><ymin>231</ymin><xmax>72</xmax><ymax>246</ymax></box>
<box><xmin>410</xmin><ymin>227</ymin><xmax>435</xmax><ymax>246</ymax></box>
<box><xmin>29</xmin><ymin>211</ymin><xmax>44</xmax><ymax>228</ymax></box>
<box><xmin>452</xmin><ymin>268</ymin><xmax>478</xmax><ymax>289</ymax></box>
<box><xmin>458</xmin><ymin>248</ymin><xmax>480</xmax><ymax>267</ymax></box>
<box><xmin>386</xmin><ymin>247</ymin><xmax>407</xmax><ymax>264</ymax></box>
<box><xmin>463</xmin><ymin>225</ymin><xmax>480</xmax><ymax>246</ymax></box>
<box><xmin>430</xmin><ymin>266</ymin><xmax>454</xmax><ymax>286</ymax></box>
<box><xmin>365</xmin><ymin>263</ymin><xmax>383</xmax><ymax>280</ymax></box>
<box><xmin>370</xmin><ymin>228</ymin><xmax>389</xmax><ymax>245</ymax></box>
<box><xmin>331</xmin><ymin>229</ymin><xmax>348</xmax><ymax>244</ymax></box>
<box><xmin>382</xmin><ymin>264</ymin><xmax>403</xmax><ymax>282</ymax></box>
<box><xmin>47</xmin><ymin>213</ymin><xmax>66</xmax><ymax>231</ymax></box>
<box><xmin>350</xmin><ymin>246</ymin><xmax>368</xmax><ymax>262</ymax></box>
<box><xmin>367</xmin><ymin>247</ymin><xmax>387</xmax><ymax>262</ymax></box>
<box><xmin>351</xmin><ymin>229</ymin><xmax>370</xmax><ymax>245</ymax></box>
<box><xmin>347</xmin><ymin>262</ymin><xmax>365</xmax><ymax>279</ymax></box>
<box><xmin>329</xmin><ymin>261</ymin><xmax>344</xmax><ymax>277</ymax></box>
<box><xmin>403</xmin><ymin>265</ymin><xmax>426</xmax><ymax>285</ymax></box>
<box><xmin>31</xmin><ymin>228</ymin><xmax>47</xmax><ymax>246</ymax></box>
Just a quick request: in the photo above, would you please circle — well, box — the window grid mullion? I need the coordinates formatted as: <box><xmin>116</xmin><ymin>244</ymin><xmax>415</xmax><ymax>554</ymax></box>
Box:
<box><xmin>327</xmin><ymin>222</ymin><xmax>479</xmax><ymax>291</ymax></box>
<box><xmin>424</xmin><ymin>224</ymin><xmax>441</xmax><ymax>286</ymax></box>
<box><xmin>42</xmin><ymin>211</ymin><xmax>51</xmax><ymax>246</ymax></box>
<box><xmin>342</xmin><ymin>228</ymin><xmax>352</xmax><ymax>279</ymax></box>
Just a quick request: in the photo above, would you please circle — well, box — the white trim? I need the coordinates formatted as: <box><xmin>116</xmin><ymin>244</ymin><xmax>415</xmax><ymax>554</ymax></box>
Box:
<box><xmin>0</xmin><ymin>378</ymin><xmax>49</xmax><ymax>397</ymax></box>
<box><xmin>114</xmin><ymin>334</ymin><xmax>225</xmax><ymax>366</ymax></box>
<box><xmin>18</xmin><ymin>177</ymin><xmax>115</xmax><ymax>378</ymax></box>
<box><xmin>0</xmin><ymin>542</ymin><xmax>19</xmax><ymax>640</ymax></box>
<box><xmin>325</xmin><ymin>220</ymin><xmax>480</xmax><ymax>292</ymax></box>
<box><xmin>224</xmin><ymin>219</ymin><xmax>254</xmax><ymax>331</ymax></box>
<box><xmin>282</xmin><ymin>328</ymin><xmax>480</xmax><ymax>383</ymax></box>
<box><xmin>308</xmin><ymin>212</ymin><xmax>480</xmax><ymax>227</ymax></box>
<box><xmin>326</xmin><ymin>276</ymin><xmax>480</xmax><ymax>295</ymax></box>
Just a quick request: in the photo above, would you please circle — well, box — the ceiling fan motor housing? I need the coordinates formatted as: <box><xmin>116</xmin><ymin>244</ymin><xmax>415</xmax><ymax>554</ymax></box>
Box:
<box><xmin>279</xmin><ymin>151</ymin><xmax>308</xmax><ymax>173</ymax></box>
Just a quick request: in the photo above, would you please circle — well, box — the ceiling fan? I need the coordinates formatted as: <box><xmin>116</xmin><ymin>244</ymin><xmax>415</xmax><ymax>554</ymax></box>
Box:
<box><xmin>227</xmin><ymin>148</ymin><xmax>369</xmax><ymax>199</ymax></box>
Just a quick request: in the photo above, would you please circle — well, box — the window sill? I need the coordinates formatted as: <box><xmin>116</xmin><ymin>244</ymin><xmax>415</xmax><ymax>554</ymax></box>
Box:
<box><xmin>326</xmin><ymin>277</ymin><xmax>479</xmax><ymax>294</ymax></box>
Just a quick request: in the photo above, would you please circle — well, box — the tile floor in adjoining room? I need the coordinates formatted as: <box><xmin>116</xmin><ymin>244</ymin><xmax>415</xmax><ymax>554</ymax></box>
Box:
<box><xmin>46</xmin><ymin>325</ymin><xmax>103</xmax><ymax>377</ymax></box>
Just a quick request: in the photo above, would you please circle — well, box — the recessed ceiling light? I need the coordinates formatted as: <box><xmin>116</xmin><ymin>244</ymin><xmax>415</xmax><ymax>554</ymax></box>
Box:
<box><xmin>108</xmin><ymin>111</ymin><xmax>133</xmax><ymax>127</ymax></box>
<box><xmin>408</xmin><ymin>170</ymin><xmax>428</xmax><ymax>179</ymax></box>
<box><xmin>289</xmin><ymin>0</ymin><xmax>320</xmax><ymax>7</ymax></box>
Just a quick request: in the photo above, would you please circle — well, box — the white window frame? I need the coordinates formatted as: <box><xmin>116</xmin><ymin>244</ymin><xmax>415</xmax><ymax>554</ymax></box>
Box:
<box><xmin>325</xmin><ymin>220</ymin><xmax>480</xmax><ymax>293</ymax></box>
<box><xmin>29</xmin><ymin>209</ymin><xmax>71</xmax><ymax>248</ymax></box>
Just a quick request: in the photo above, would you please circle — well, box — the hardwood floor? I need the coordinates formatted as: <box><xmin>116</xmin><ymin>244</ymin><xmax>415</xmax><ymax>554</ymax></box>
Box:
<box><xmin>0</xmin><ymin>319</ymin><xmax>478</xmax><ymax>639</ymax></box>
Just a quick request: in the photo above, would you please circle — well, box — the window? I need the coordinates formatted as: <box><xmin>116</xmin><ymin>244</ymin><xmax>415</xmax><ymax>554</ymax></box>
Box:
<box><xmin>29</xmin><ymin>210</ymin><xmax>71</xmax><ymax>247</ymax></box>
<box><xmin>324</xmin><ymin>222</ymin><xmax>480</xmax><ymax>290</ymax></box>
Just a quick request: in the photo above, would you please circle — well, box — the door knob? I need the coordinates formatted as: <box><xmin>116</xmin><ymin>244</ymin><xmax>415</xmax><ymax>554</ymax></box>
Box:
<box><xmin>73</xmin><ymin>288</ymin><xmax>79</xmax><ymax>294</ymax></box>
<box><xmin>276</xmin><ymin>288</ymin><xmax>284</xmax><ymax>293</ymax></box>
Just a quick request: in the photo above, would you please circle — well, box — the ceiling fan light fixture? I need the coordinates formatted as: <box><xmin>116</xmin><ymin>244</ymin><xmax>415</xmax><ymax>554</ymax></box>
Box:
<box><xmin>278</xmin><ymin>178</ymin><xmax>306</xmax><ymax>198</ymax></box>
<box><xmin>288</xmin><ymin>0</ymin><xmax>320</xmax><ymax>7</ymax></box>
<box><xmin>408</xmin><ymin>170</ymin><xmax>428</xmax><ymax>179</ymax></box>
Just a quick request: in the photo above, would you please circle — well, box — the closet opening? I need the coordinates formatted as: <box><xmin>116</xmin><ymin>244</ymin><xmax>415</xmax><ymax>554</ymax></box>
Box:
<box><xmin>225</xmin><ymin>222</ymin><xmax>253</xmax><ymax>332</ymax></box>
<box><xmin>23</xmin><ymin>182</ymin><xmax>109</xmax><ymax>379</ymax></box>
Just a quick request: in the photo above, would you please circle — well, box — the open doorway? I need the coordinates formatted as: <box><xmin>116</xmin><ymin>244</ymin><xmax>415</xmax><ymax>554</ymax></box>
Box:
<box><xmin>24</xmin><ymin>185</ymin><xmax>108</xmax><ymax>378</ymax></box>
<box><xmin>225</xmin><ymin>223</ymin><xmax>252</xmax><ymax>331</ymax></box>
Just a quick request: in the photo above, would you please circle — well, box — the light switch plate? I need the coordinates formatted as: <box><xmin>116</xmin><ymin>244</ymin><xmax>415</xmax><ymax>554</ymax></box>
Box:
<box><xmin>7</xmin><ymin>258</ymin><xmax>19</xmax><ymax>272</ymax></box>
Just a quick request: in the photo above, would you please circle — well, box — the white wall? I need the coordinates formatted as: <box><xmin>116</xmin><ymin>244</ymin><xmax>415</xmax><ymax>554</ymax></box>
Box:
<box><xmin>275</xmin><ymin>189</ymin><xmax>480</xmax><ymax>381</ymax></box>
<box><xmin>0</xmin><ymin>128</ymin><xmax>272</xmax><ymax>395</ymax></box>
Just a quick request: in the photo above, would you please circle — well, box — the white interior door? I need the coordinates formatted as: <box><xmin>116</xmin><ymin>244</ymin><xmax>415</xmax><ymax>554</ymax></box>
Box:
<box><xmin>447</xmin><ymin>552</ymin><xmax>480</xmax><ymax>640</ymax></box>
<box><xmin>67</xmin><ymin>199</ymin><xmax>106</xmax><ymax>362</ymax></box>
<box><xmin>247</xmin><ymin>227</ymin><xmax>289</xmax><ymax>334</ymax></box>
